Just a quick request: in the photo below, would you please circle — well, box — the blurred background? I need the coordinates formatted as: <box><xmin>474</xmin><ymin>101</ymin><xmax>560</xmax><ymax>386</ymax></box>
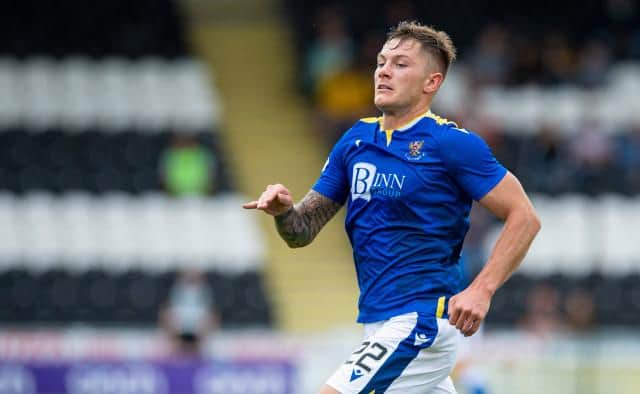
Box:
<box><xmin>0</xmin><ymin>0</ymin><xmax>639</xmax><ymax>393</ymax></box>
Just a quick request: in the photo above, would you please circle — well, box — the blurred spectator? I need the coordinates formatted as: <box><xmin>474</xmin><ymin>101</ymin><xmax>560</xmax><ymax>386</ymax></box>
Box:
<box><xmin>453</xmin><ymin>329</ymin><xmax>491</xmax><ymax>394</ymax></box>
<box><xmin>468</xmin><ymin>24</ymin><xmax>510</xmax><ymax>86</ymax></box>
<box><xmin>564</xmin><ymin>287</ymin><xmax>596</xmax><ymax>332</ymax></box>
<box><xmin>576</xmin><ymin>39</ymin><xmax>612</xmax><ymax>87</ymax></box>
<box><xmin>312</xmin><ymin>32</ymin><xmax>377</xmax><ymax>145</ymax></box>
<box><xmin>616</xmin><ymin>123</ymin><xmax>640</xmax><ymax>193</ymax></box>
<box><xmin>517</xmin><ymin>124</ymin><xmax>573</xmax><ymax>194</ymax></box>
<box><xmin>160</xmin><ymin>133</ymin><xmax>216</xmax><ymax>196</ymax></box>
<box><xmin>159</xmin><ymin>269</ymin><xmax>218</xmax><ymax>357</ymax></box>
<box><xmin>305</xmin><ymin>5</ymin><xmax>354</xmax><ymax>94</ymax></box>
<box><xmin>383</xmin><ymin>0</ymin><xmax>418</xmax><ymax>29</ymax></box>
<box><xmin>462</xmin><ymin>203</ymin><xmax>495</xmax><ymax>280</ymax></box>
<box><xmin>457</xmin><ymin>215</ymin><xmax>494</xmax><ymax>394</ymax></box>
<box><xmin>518</xmin><ymin>282</ymin><xmax>565</xmax><ymax>337</ymax></box>
<box><xmin>540</xmin><ymin>33</ymin><xmax>575</xmax><ymax>85</ymax></box>
<box><xmin>505</xmin><ymin>33</ymin><xmax>541</xmax><ymax>85</ymax></box>
<box><xmin>567</xmin><ymin>119</ymin><xmax>616</xmax><ymax>195</ymax></box>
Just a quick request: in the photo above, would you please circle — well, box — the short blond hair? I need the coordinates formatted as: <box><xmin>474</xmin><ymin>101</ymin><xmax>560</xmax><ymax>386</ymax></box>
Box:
<box><xmin>386</xmin><ymin>21</ymin><xmax>457</xmax><ymax>74</ymax></box>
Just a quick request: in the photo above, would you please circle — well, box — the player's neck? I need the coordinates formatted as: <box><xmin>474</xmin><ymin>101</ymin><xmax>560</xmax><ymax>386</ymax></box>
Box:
<box><xmin>381</xmin><ymin>105</ymin><xmax>430</xmax><ymax>131</ymax></box>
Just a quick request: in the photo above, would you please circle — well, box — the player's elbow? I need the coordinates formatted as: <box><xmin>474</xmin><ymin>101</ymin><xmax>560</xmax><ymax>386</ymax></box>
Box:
<box><xmin>524</xmin><ymin>206</ymin><xmax>541</xmax><ymax>237</ymax></box>
<box><xmin>508</xmin><ymin>203</ymin><xmax>541</xmax><ymax>238</ymax></box>
<box><xmin>283</xmin><ymin>238</ymin><xmax>312</xmax><ymax>249</ymax></box>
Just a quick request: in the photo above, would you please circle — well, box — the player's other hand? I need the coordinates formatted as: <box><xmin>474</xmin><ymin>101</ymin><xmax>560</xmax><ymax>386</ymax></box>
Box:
<box><xmin>447</xmin><ymin>286</ymin><xmax>492</xmax><ymax>337</ymax></box>
<box><xmin>242</xmin><ymin>184</ymin><xmax>294</xmax><ymax>216</ymax></box>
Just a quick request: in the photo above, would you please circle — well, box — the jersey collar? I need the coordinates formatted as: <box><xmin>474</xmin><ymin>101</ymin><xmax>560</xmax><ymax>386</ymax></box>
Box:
<box><xmin>379</xmin><ymin>109</ymin><xmax>431</xmax><ymax>132</ymax></box>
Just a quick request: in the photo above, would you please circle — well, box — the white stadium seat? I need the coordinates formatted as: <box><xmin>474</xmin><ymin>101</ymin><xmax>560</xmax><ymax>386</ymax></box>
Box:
<box><xmin>599</xmin><ymin>194</ymin><xmax>640</xmax><ymax>275</ymax></box>
<box><xmin>94</xmin><ymin>192</ymin><xmax>138</xmax><ymax>271</ymax></box>
<box><xmin>23</xmin><ymin>58</ymin><xmax>61</xmax><ymax>131</ymax></box>
<box><xmin>58</xmin><ymin>192</ymin><xmax>100</xmax><ymax>271</ymax></box>
<box><xmin>495</xmin><ymin>194</ymin><xmax>634</xmax><ymax>276</ymax></box>
<box><xmin>0</xmin><ymin>58</ymin><xmax>221</xmax><ymax>132</ymax></box>
<box><xmin>133</xmin><ymin>193</ymin><xmax>174</xmax><ymax>271</ymax></box>
<box><xmin>0</xmin><ymin>194</ymin><xmax>20</xmax><ymax>265</ymax></box>
<box><xmin>59</xmin><ymin>57</ymin><xmax>96</xmax><ymax>131</ymax></box>
<box><xmin>94</xmin><ymin>57</ymin><xmax>132</xmax><ymax>131</ymax></box>
<box><xmin>18</xmin><ymin>193</ymin><xmax>61</xmax><ymax>271</ymax></box>
<box><xmin>552</xmin><ymin>195</ymin><xmax>595</xmax><ymax>275</ymax></box>
<box><xmin>0</xmin><ymin>192</ymin><xmax>263</xmax><ymax>273</ymax></box>
<box><xmin>2</xmin><ymin>58</ymin><xmax>640</xmax><ymax>135</ymax></box>
<box><xmin>4</xmin><ymin>190</ymin><xmax>640</xmax><ymax>276</ymax></box>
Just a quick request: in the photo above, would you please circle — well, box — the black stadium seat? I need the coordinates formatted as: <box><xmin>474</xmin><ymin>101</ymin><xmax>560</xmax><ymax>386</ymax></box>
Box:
<box><xmin>0</xmin><ymin>0</ymin><xmax>187</xmax><ymax>59</ymax></box>
<box><xmin>0</xmin><ymin>268</ymin><xmax>273</xmax><ymax>327</ymax></box>
<box><xmin>0</xmin><ymin>129</ymin><xmax>232</xmax><ymax>195</ymax></box>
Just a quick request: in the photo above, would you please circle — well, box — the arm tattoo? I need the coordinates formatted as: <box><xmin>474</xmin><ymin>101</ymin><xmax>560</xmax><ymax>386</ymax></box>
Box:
<box><xmin>274</xmin><ymin>190</ymin><xmax>343</xmax><ymax>248</ymax></box>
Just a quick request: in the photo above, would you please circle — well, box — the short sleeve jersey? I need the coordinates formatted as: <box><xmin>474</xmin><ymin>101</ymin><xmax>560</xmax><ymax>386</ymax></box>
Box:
<box><xmin>312</xmin><ymin>111</ymin><xmax>507</xmax><ymax>323</ymax></box>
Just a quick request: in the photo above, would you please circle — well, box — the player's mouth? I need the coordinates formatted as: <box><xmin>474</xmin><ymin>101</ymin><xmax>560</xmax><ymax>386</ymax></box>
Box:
<box><xmin>377</xmin><ymin>84</ymin><xmax>393</xmax><ymax>92</ymax></box>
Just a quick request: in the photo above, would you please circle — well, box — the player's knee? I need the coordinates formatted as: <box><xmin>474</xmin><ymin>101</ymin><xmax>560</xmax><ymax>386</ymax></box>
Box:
<box><xmin>318</xmin><ymin>384</ymin><xmax>341</xmax><ymax>394</ymax></box>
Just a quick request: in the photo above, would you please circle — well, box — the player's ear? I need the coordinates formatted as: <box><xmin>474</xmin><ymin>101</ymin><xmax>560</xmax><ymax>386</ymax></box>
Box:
<box><xmin>423</xmin><ymin>72</ymin><xmax>444</xmax><ymax>94</ymax></box>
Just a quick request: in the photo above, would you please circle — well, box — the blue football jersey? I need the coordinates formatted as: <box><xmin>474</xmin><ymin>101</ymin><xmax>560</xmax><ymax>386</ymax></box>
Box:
<box><xmin>312</xmin><ymin>111</ymin><xmax>507</xmax><ymax>323</ymax></box>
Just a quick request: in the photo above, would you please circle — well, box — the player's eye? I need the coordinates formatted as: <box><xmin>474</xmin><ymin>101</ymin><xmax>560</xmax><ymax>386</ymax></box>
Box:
<box><xmin>397</xmin><ymin>63</ymin><xmax>407</xmax><ymax>68</ymax></box>
<box><xmin>376</xmin><ymin>62</ymin><xmax>384</xmax><ymax>68</ymax></box>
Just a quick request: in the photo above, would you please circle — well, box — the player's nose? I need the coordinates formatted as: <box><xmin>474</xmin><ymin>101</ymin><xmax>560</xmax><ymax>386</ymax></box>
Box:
<box><xmin>376</xmin><ymin>63</ymin><xmax>392</xmax><ymax>79</ymax></box>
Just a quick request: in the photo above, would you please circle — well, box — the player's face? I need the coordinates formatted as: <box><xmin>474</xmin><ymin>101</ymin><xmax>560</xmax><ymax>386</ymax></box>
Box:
<box><xmin>374</xmin><ymin>38</ymin><xmax>436</xmax><ymax>113</ymax></box>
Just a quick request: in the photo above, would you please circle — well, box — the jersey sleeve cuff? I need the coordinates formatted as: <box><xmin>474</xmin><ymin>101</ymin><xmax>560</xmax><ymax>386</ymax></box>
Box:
<box><xmin>472</xmin><ymin>167</ymin><xmax>508</xmax><ymax>201</ymax></box>
<box><xmin>311</xmin><ymin>185</ymin><xmax>346</xmax><ymax>205</ymax></box>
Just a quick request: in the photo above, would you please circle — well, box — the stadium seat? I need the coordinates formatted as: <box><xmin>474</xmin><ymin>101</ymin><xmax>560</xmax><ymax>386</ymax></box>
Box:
<box><xmin>0</xmin><ymin>59</ymin><xmax>19</xmax><ymax>127</ymax></box>
<box><xmin>18</xmin><ymin>193</ymin><xmax>60</xmax><ymax>270</ymax></box>
<box><xmin>599</xmin><ymin>194</ymin><xmax>639</xmax><ymax>274</ymax></box>
<box><xmin>0</xmin><ymin>194</ymin><xmax>19</xmax><ymax>264</ymax></box>
<box><xmin>58</xmin><ymin>192</ymin><xmax>100</xmax><ymax>270</ymax></box>
<box><xmin>553</xmin><ymin>195</ymin><xmax>595</xmax><ymax>275</ymax></box>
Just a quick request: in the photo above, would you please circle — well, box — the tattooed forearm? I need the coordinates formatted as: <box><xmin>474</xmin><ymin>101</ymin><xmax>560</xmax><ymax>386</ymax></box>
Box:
<box><xmin>274</xmin><ymin>190</ymin><xmax>342</xmax><ymax>248</ymax></box>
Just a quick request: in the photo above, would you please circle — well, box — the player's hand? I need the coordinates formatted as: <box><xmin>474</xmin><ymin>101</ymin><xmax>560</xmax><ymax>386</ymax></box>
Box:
<box><xmin>242</xmin><ymin>184</ymin><xmax>294</xmax><ymax>216</ymax></box>
<box><xmin>447</xmin><ymin>286</ymin><xmax>492</xmax><ymax>337</ymax></box>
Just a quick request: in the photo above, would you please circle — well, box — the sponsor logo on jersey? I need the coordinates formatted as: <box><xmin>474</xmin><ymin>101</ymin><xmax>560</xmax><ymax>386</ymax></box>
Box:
<box><xmin>405</xmin><ymin>140</ymin><xmax>425</xmax><ymax>160</ymax></box>
<box><xmin>351</xmin><ymin>162</ymin><xmax>406</xmax><ymax>201</ymax></box>
<box><xmin>413</xmin><ymin>332</ymin><xmax>432</xmax><ymax>346</ymax></box>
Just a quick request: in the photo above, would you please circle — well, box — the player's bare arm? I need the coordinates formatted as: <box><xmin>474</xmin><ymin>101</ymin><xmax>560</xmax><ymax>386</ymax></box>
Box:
<box><xmin>243</xmin><ymin>185</ymin><xmax>342</xmax><ymax>248</ymax></box>
<box><xmin>274</xmin><ymin>190</ymin><xmax>342</xmax><ymax>248</ymax></box>
<box><xmin>448</xmin><ymin>172</ymin><xmax>541</xmax><ymax>337</ymax></box>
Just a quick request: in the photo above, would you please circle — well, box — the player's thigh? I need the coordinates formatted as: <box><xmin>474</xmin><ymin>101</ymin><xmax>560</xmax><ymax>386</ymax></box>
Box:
<box><xmin>325</xmin><ymin>314</ymin><xmax>458</xmax><ymax>394</ymax></box>
<box><xmin>318</xmin><ymin>385</ymin><xmax>340</xmax><ymax>394</ymax></box>
<box><xmin>384</xmin><ymin>319</ymin><xmax>459</xmax><ymax>393</ymax></box>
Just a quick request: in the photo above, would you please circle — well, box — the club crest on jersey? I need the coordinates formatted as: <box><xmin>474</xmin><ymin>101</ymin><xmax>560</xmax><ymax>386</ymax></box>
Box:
<box><xmin>405</xmin><ymin>140</ymin><xmax>425</xmax><ymax>160</ymax></box>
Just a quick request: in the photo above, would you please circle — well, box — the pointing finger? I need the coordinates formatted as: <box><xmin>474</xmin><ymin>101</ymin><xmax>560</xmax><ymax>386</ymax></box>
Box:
<box><xmin>242</xmin><ymin>201</ymin><xmax>258</xmax><ymax>209</ymax></box>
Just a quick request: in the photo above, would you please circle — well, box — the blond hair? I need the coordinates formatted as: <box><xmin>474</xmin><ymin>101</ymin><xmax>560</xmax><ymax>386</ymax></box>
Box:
<box><xmin>387</xmin><ymin>21</ymin><xmax>457</xmax><ymax>74</ymax></box>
